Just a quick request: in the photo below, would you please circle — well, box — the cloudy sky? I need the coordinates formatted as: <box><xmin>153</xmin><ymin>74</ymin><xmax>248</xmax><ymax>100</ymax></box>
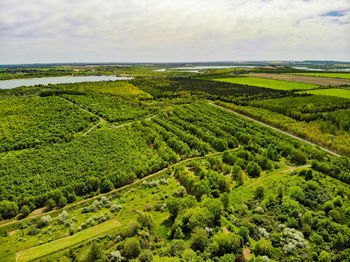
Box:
<box><xmin>1</xmin><ymin>0</ymin><xmax>350</xmax><ymax>64</ymax></box>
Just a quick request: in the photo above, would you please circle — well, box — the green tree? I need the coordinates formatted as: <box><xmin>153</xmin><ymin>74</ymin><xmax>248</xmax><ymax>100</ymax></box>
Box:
<box><xmin>100</xmin><ymin>179</ymin><xmax>114</xmax><ymax>193</ymax></box>
<box><xmin>191</xmin><ymin>227</ymin><xmax>209</xmax><ymax>251</ymax></box>
<box><xmin>0</xmin><ymin>200</ymin><xmax>19</xmax><ymax>219</ymax></box>
<box><xmin>86</xmin><ymin>243</ymin><xmax>102</xmax><ymax>262</ymax></box>
<box><xmin>247</xmin><ymin>162</ymin><xmax>261</xmax><ymax>178</ymax></box>
<box><xmin>20</xmin><ymin>205</ymin><xmax>31</xmax><ymax>217</ymax></box>
<box><xmin>123</xmin><ymin>237</ymin><xmax>141</xmax><ymax>258</ymax></box>
<box><xmin>139</xmin><ymin>249</ymin><xmax>153</xmax><ymax>262</ymax></box>
<box><xmin>137</xmin><ymin>212</ymin><xmax>155</xmax><ymax>229</ymax></box>
<box><xmin>255</xmin><ymin>186</ymin><xmax>265</xmax><ymax>200</ymax></box>
<box><xmin>58</xmin><ymin>196</ymin><xmax>67</xmax><ymax>208</ymax></box>
<box><xmin>254</xmin><ymin>238</ymin><xmax>272</xmax><ymax>256</ymax></box>
<box><xmin>319</xmin><ymin>251</ymin><xmax>331</xmax><ymax>262</ymax></box>
<box><xmin>45</xmin><ymin>199</ymin><xmax>56</xmax><ymax>210</ymax></box>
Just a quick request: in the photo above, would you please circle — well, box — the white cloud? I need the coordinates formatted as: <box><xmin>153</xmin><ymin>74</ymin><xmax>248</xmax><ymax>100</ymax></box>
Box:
<box><xmin>0</xmin><ymin>0</ymin><xmax>349</xmax><ymax>63</ymax></box>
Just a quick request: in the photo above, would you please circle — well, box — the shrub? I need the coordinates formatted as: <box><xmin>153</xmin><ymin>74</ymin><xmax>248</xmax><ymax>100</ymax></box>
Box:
<box><xmin>247</xmin><ymin>162</ymin><xmax>261</xmax><ymax>178</ymax></box>
<box><xmin>87</xmin><ymin>243</ymin><xmax>102</xmax><ymax>262</ymax></box>
<box><xmin>139</xmin><ymin>249</ymin><xmax>153</xmax><ymax>262</ymax></box>
<box><xmin>20</xmin><ymin>205</ymin><xmax>31</xmax><ymax>217</ymax></box>
<box><xmin>45</xmin><ymin>199</ymin><xmax>56</xmax><ymax>210</ymax></box>
<box><xmin>58</xmin><ymin>196</ymin><xmax>67</xmax><ymax>208</ymax></box>
<box><xmin>319</xmin><ymin>251</ymin><xmax>331</xmax><ymax>262</ymax></box>
<box><xmin>37</xmin><ymin>215</ymin><xmax>52</xmax><ymax>228</ymax></box>
<box><xmin>211</xmin><ymin>232</ymin><xmax>242</xmax><ymax>256</ymax></box>
<box><xmin>238</xmin><ymin>226</ymin><xmax>250</xmax><ymax>244</ymax></box>
<box><xmin>101</xmin><ymin>179</ymin><xmax>114</xmax><ymax>193</ymax></box>
<box><xmin>190</xmin><ymin>227</ymin><xmax>209</xmax><ymax>251</ymax></box>
<box><xmin>110</xmin><ymin>203</ymin><xmax>123</xmax><ymax>213</ymax></box>
<box><xmin>123</xmin><ymin>237</ymin><xmax>141</xmax><ymax>258</ymax></box>
<box><xmin>0</xmin><ymin>200</ymin><xmax>19</xmax><ymax>219</ymax></box>
<box><xmin>254</xmin><ymin>238</ymin><xmax>272</xmax><ymax>256</ymax></box>
<box><xmin>137</xmin><ymin>212</ymin><xmax>155</xmax><ymax>229</ymax></box>
<box><xmin>169</xmin><ymin>240</ymin><xmax>186</xmax><ymax>256</ymax></box>
<box><xmin>255</xmin><ymin>186</ymin><xmax>265</xmax><ymax>200</ymax></box>
<box><xmin>58</xmin><ymin>210</ymin><xmax>69</xmax><ymax>224</ymax></box>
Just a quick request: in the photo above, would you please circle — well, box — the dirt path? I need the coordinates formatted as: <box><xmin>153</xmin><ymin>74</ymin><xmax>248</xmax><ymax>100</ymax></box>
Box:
<box><xmin>247</xmin><ymin>165</ymin><xmax>311</xmax><ymax>189</ymax></box>
<box><xmin>111</xmin><ymin>114</ymin><xmax>157</xmax><ymax>129</ymax></box>
<box><xmin>60</xmin><ymin>97</ymin><xmax>106</xmax><ymax>136</ymax></box>
<box><xmin>209</xmin><ymin>102</ymin><xmax>341</xmax><ymax>157</ymax></box>
<box><xmin>243</xmin><ymin>73</ymin><xmax>350</xmax><ymax>86</ymax></box>
<box><xmin>0</xmin><ymin>148</ymin><xmax>239</xmax><ymax>229</ymax></box>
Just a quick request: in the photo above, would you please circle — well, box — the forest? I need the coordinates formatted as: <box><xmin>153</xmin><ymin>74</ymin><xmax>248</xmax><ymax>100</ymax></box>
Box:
<box><xmin>0</xmin><ymin>66</ymin><xmax>349</xmax><ymax>262</ymax></box>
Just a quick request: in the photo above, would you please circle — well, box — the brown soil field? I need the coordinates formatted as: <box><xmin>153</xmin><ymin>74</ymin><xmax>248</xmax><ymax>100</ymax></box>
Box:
<box><xmin>243</xmin><ymin>73</ymin><xmax>350</xmax><ymax>86</ymax></box>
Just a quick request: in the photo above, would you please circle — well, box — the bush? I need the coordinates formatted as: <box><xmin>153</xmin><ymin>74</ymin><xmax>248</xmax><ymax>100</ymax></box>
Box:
<box><xmin>169</xmin><ymin>240</ymin><xmax>186</xmax><ymax>256</ymax></box>
<box><xmin>0</xmin><ymin>200</ymin><xmax>19</xmax><ymax>219</ymax></box>
<box><xmin>247</xmin><ymin>162</ymin><xmax>261</xmax><ymax>178</ymax></box>
<box><xmin>101</xmin><ymin>179</ymin><xmax>114</xmax><ymax>193</ymax></box>
<box><xmin>110</xmin><ymin>203</ymin><xmax>122</xmax><ymax>213</ymax></box>
<box><xmin>137</xmin><ymin>212</ymin><xmax>155</xmax><ymax>229</ymax></box>
<box><xmin>211</xmin><ymin>232</ymin><xmax>241</xmax><ymax>256</ymax></box>
<box><xmin>238</xmin><ymin>226</ymin><xmax>250</xmax><ymax>244</ymax></box>
<box><xmin>20</xmin><ymin>205</ymin><xmax>31</xmax><ymax>217</ymax></box>
<box><xmin>139</xmin><ymin>249</ymin><xmax>153</xmax><ymax>262</ymax></box>
<box><xmin>190</xmin><ymin>227</ymin><xmax>209</xmax><ymax>251</ymax></box>
<box><xmin>45</xmin><ymin>199</ymin><xmax>56</xmax><ymax>210</ymax></box>
<box><xmin>87</xmin><ymin>243</ymin><xmax>102</xmax><ymax>262</ymax></box>
<box><xmin>290</xmin><ymin>149</ymin><xmax>307</xmax><ymax>165</ymax></box>
<box><xmin>123</xmin><ymin>237</ymin><xmax>141</xmax><ymax>258</ymax></box>
<box><xmin>255</xmin><ymin>186</ymin><xmax>265</xmax><ymax>200</ymax></box>
<box><xmin>58</xmin><ymin>196</ymin><xmax>67</xmax><ymax>208</ymax></box>
<box><xmin>319</xmin><ymin>251</ymin><xmax>331</xmax><ymax>262</ymax></box>
<box><xmin>37</xmin><ymin>215</ymin><xmax>52</xmax><ymax>228</ymax></box>
<box><xmin>254</xmin><ymin>238</ymin><xmax>272</xmax><ymax>256</ymax></box>
<box><xmin>58</xmin><ymin>210</ymin><xmax>69</xmax><ymax>224</ymax></box>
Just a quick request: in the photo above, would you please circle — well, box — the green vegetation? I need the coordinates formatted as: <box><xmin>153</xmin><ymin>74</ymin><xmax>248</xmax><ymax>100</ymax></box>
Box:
<box><xmin>0</xmin><ymin>65</ymin><xmax>350</xmax><ymax>262</ymax></box>
<box><xmin>297</xmin><ymin>88</ymin><xmax>350</xmax><ymax>99</ymax></box>
<box><xmin>214</xmin><ymin>77</ymin><xmax>318</xmax><ymax>90</ymax></box>
<box><xmin>290</xmin><ymin>73</ymin><xmax>350</xmax><ymax>79</ymax></box>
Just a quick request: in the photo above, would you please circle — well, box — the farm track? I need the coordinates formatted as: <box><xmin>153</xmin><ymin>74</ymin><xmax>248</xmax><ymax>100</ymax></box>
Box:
<box><xmin>243</xmin><ymin>73</ymin><xmax>350</xmax><ymax>86</ymax></box>
<box><xmin>0</xmin><ymin>147</ymin><xmax>240</xmax><ymax>229</ymax></box>
<box><xmin>209</xmin><ymin>102</ymin><xmax>341</xmax><ymax>157</ymax></box>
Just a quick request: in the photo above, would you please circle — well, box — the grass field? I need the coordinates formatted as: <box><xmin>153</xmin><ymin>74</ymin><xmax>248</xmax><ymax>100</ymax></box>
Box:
<box><xmin>290</xmin><ymin>73</ymin><xmax>350</xmax><ymax>79</ymax></box>
<box><xmin>214</xmin><ymin>77</ymin><xmax>318</xmax><ymax>90</ymax></box>
<box><xmin>16</xmin><ymin>219</ymin><xmax>121</xmax><ymax>262</ymax></box>
<box><xmin>297</xmin><ymin>88</ymin><xmax>350</xmax><ymax>99</ymax></box>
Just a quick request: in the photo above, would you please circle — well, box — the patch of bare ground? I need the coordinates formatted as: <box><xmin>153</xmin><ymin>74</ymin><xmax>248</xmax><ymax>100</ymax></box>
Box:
<box><xmin>244</xmin><ymin>73</ymin><xmax>350</xmax><ymax>86</ymax></box>
<box><xmin>243</xmin><ymin>248</ymin><xmax>251</xmax><ymax>259</ymax></box>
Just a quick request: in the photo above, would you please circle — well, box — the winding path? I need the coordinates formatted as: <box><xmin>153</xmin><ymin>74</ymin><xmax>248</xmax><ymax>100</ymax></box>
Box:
<box><xmin>208</xmin><ymin>102</ymin><xmax>341</xmax><ymax>157</ymax></box>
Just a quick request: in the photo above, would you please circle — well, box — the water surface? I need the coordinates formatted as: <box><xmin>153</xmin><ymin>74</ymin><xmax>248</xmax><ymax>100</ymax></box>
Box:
<box><xmin>0</xmin><ymin>76</ymin><xmax>133</xmax><ymax>89</ymax></box>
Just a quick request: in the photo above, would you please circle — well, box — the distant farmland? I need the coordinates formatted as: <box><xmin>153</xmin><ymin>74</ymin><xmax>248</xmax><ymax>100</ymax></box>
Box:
<box><xmin>244</xmin><ymin>73</ymin><xmax>350</xmax><ymax>86</ymax></box>
<box><xmin>214</xmin><ymin>77</ymin><xmax>318</xmax><ymax>90</ymax></box>
<box><xmin>297</xmin><ymin>88</ymin><xmax>350</xmax><ymax>99</ymax></box>
<box><xmin>290</xmin><ymin>73</ymin><xmax>350</xmax><ymax>79</ymax></box>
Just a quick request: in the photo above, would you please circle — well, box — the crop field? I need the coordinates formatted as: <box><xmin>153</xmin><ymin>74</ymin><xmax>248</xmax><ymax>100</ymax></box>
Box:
<box><xmin>213</xmin><ymin>77</ymin><xmax>318</xmax><ymax>90</ymax></box>
<box><xmin>244</xmin><ymin>73</ymin><xmax>350</xmax><ymax>86</ymax></box>
<box><xmin>290</xmin><ymin>72</ymin><xmax>350</xmax><ymax>79</ymax></box>
<box><xmin>297</xmin><ymin>88</ymin><xmax>350</xmax><ymax>99</ymax></box>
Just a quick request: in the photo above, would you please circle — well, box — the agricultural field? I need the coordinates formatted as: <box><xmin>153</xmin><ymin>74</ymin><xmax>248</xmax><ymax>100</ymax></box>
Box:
<box><xmin>290</xmin><ymin>73</ymin><xmax>350</xmax><ymax>79</ymax></box>
<box><xmin>214</xmin><ymin>77</ymin><xmax>318</xmax><ymax>91</ymax></box>
<box><xmin>243</xmin><ymin>73</ymin><xmax>350</xmax><ymax>86</ymax></box>
<box><xmin>297</xmin><ymin>88</ymin><xmax>350</xmax><ymax>99</ymax></box>
<box><xmin>1</xmin><ymin>68</ymin><xmax>350</xmax><ymax>262</ymax></box>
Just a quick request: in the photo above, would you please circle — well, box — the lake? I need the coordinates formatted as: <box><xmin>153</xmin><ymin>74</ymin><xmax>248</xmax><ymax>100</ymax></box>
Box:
<box><xmin>0</xmin><ymin>76</ymin><xmax>133</xmax><ymax>89</ymax></box>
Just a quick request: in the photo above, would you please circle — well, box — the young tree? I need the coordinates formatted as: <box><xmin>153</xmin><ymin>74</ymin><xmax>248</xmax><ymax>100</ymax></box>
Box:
<box><xmin>123</xmin><ymin>237</ymin><xmax>141</xmax><ymax>258</ymax></box>
<box><xmin>190</xmin><ymin>227</ymin><xmax>209</xmax><ymax>251</ymax></box>
<box><xmin>247</xmin><ymin>162</ymin><xmax>261</xmax><ymax>178</ymax></box>
<box><xmin>20</xmin><ymin>205</ymin><xmax>31</xmax><ymax>217</ymax></box>
<box><xmin>0</xmin><ymin>200</ymin><xmax>19</xmax><ymax>219</ymax></box>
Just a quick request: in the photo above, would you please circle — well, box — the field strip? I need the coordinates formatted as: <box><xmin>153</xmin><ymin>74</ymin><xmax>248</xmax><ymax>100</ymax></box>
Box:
<box><xmin>111</xmin><ymin>114</ymin><xmax>158</xmax><ymax>129</ymax></box>
<box><xmin>209</xmin><ymin>102</ymin><xmax>341</xmax><ymax>157</ymax></box>
<box><xmin>0</xmin><ymin>147</ymin><xmax>240</xmax><ymax>229</ymax></box>
<box><xmin>16</xmin><ymin>219</ymin><xmax>121</xmax><ymax>262</ymax></box>
<box><xmin>243</xmin><ymin>73</ymin><xmax>350</xmax><ymax>86</ymax></box>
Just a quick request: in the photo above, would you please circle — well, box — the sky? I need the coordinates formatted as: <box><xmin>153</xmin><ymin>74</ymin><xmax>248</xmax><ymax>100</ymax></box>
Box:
<box><xmin>0</xmin><ymin>0</ymin><xmax>350</xmax><ymax>64</ymax></box>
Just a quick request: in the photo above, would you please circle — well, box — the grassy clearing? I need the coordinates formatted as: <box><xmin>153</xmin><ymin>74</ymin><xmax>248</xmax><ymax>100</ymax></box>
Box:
<box><xmin>290</xmin><ymin>73</ymin><xmax>350</xmax><ymax>79</ymax></box>
<box><xmin>16</xmin><ymin>219</ymin><xmax>121</xmax><ymax>262</ymax></box>
<box><xmin>214</xmin><ymin>77</ymin><xmax>318</xmax><ymax>90</ymax></box>
<box><xmin>297</xmin><ymin>88</ymin><xmax>350</xmax><ymax>99</ymax></box>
